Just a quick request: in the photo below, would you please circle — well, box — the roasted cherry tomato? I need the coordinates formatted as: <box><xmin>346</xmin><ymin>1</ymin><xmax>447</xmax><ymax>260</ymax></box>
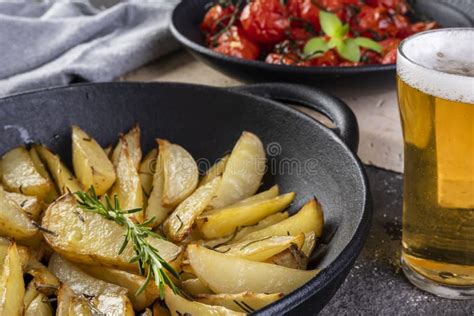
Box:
<box><xmin>201</xmin><ymin>4</ymin><xmax>235</xmax><ymax>34</ymax></box>
<box><xmin>240</xmin><ymin>0</ymin><xmax>289</xmax><ymax>44</ymax></box>
<box><xmin>316</xmin><ymin>0</ymin><xmax>359</xmax><ymax>12</ymax></box>
<box><xmin>213</xmin><ymin>26</ymin><xmax>261</xmax><ymax>60</ymax></box>
<box><xmin>266</xmin><ymin>53</ymin><xmax>310</xmax><ymax>66</ymax></box>
<box><xmin>287</xmin><ymin>0</ymin><xmax>321</xmax><ymax>33</ymax></box>
<box><xmin>309</xmin><ymin>50</ymin><xmax>340</xmax><ymax>66</ymax></box>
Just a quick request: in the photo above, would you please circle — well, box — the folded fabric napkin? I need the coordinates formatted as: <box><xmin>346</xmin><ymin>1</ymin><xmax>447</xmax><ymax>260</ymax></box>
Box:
<box><xmin>0</xmin><ymin>0</ymin><xmax>180</xmax><ymax>97</ymax></box>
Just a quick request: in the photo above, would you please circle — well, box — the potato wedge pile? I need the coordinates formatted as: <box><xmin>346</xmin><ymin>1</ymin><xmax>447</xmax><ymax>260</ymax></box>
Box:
<box><xmin>0</xmin><ymin>125</ymin><xmax>325</xmax><ymax>315</ymax></box>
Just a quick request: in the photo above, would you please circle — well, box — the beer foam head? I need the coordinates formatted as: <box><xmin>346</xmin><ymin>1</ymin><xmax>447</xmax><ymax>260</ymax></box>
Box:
<box><xmin>397</xmin><ymin>28</ymin><xmax>474</xmax><ymax>104</ymax></box>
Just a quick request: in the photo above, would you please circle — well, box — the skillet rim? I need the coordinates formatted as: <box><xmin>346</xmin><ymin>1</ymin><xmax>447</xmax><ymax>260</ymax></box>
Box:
<box><xmin>170</xmin><ymin>0</ymin><xmax>474</xmax><ymax>78</ymax></box>
<box><xmin>0</xmin><ymin>81</ymin><xmax>372</xmax><ymax>314</ymax></box>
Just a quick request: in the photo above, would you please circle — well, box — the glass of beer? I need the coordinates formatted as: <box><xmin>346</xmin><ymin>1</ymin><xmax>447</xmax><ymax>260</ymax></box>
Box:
<box><xmin>397</xmin><ymin>28</ymin><xmax>474</xmax><ymax>299</ymax></box>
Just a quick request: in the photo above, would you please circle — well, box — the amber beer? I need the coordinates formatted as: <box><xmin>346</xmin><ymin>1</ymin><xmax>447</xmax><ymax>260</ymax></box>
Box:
<box><xmin>397</xmin><ymin>29</ymin><xmax>474</xmax><ymax>298</ymax></box>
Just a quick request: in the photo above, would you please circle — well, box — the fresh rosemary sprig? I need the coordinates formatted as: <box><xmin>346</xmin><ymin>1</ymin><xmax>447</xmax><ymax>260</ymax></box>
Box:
<box><xmin>74</xmin><ymin>187</ymin><xmax>180</xmax><ymax>298</ymax></box>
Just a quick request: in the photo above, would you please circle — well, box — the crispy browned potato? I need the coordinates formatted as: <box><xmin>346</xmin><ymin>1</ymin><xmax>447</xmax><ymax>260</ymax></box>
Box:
<box><xmin>48</xmin><ymin>254</ymin><xmax>127</xmax><ymax>297</ymax></box>
<box><xmin>110</xmin><ymin>136</ymin><xmax>144</xmax><ymax>222</ymax></box>
<box><xmin>163</xmin><ymin>176</ymin><xmax>220</xmax><ymax>242</ymax></box>
<box><xmin>181</xmin><ymin>278</ymin><xmax>213</xmax><ymax>296</ymax></box>
<box><xmin>145</xmin><ymin>150</ymin><xmax>171</xmax><ymax>225</ymax></box>
<box><xmin>195</xmin><ymin>292</ymin><xmax>284</xmax><ymax>313</ymax></box>
<box><xmin>159</xmin><ymin>139</ymin><xmax>199</xmax><ymax>207</ymax></box>
<box><xmin>139</xmin><ymin>148</ymin><xmax>158</xmax><ymax>197</ymax></box>
<box><xmin>112</xmin><ymin>125</ymin><xmax>142</xmax><ymax>170</ymax></box>
<box><xmin>56</xmin><ymin>285</ymin><xmax>75</xmax><ymax>316</ymax></box>
<box><xmin>42</xmin><ymin>194</ymin><xmax>183</xmax><ymax>272</ymax></box>
<box><xmin>214</xmin><ymin>233</ymin><xmax>305</xmax><ymax>262</ymax></box>
<box><xmin>239</xmin><ymin>199</ymin><xmax>324</xmax><ymax>242</ymax></box>
<box><xmin>199</xmin><ymin>155</ymin><xmax>229</xmax><ymax>187</ymax></box>
<box><xmin>72</xmin><ymin>126</ymin><xmax>116</xmax><ymax>195</ymax></box>
<box><xmin>267</xmin><ymin>244</ymin><xmax>308</xmax><ymax>270</ymax></box>
<box><xmin>34</xmin><ymin>145</ymin><xmax>81</xmax><ymax>195</ymax></box>
<box><xmin>5</xmin><ymin>191</ymin><xmax>43</xmax><ymax>220</ymax></box>
<box><xmin>197</xmin><ymin>192</ymin><xmax>295</xmax><ymax>239</ymax></box>
<box><xmin>208</xmin><ymin>132</ymin><xmax>266</xmax><ymax>209</ymax></box>
<box><xmin>301</xmin><ymin>231</ymin><xmax>317</xmax><ymax>257</ymax></box>
<box><xmin>24</xmin><ymin>293</ymin><xmax>53</xmax><ymax>316</ymax></box>
<box><xmin>1</xmin><ymin>147</ymin><xmax>53</xmax><ymax>198</ymax></box>
<box><xmin>164</xmin><ymin>286</ymin><xmax>244</xmax><ymax>316</ymax></box>
<box><xmin>187</xmin><ymin>245</ymin><xmax>318</xmax><ymax>294</ymax></box>
<box><xmin>79</xmin><ymin>264</ymin><xmax>161</xmax><ymax>311</ymax></box>
<box><xmin>153</xmin><ymin>301</ymin><xmax>172</xmax><ymax>316</ymax></box>
<box><xmin>29</xmin><ymin>147</ymin><xmax>59</xmax><ymax>203</ymax></box>
<box><xmin>0</xmin><ymin>186</ymin><xmax>38</xmax><ymax>241</ymax></box>
<box><xmin>0</xmin><ymin>243</ymin><xmax>25</xmax><ymax>315</ymax></box>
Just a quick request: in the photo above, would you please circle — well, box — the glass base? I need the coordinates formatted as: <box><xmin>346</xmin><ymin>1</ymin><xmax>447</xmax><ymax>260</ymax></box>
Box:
<box><xmin>401</xmin><ymin>257</ymin><xmax>474</xmax><ymax>299</ymax></box>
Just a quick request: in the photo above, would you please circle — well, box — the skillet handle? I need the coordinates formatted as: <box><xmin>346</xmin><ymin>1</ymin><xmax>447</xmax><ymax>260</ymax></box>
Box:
<box><xmin>229</xmin><ymin>83</ymin><xmax>359</xmax><ymax>152</ymax></box>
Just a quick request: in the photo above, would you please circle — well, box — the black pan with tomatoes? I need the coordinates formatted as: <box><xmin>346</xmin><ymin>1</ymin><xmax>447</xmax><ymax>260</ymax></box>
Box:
<box><xmin>200</xmin><ymin>0</ymin><xmax>438</xmax><ymax>67</ymax></box>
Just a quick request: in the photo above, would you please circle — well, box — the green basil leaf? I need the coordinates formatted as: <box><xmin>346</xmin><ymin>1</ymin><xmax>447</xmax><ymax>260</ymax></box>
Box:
<box><xmin>320</xmin><ymin>11</ymin><xmax>343</xmax><ymax>37</ymax></box>
<box><xmin>303</xmin><ymin>37</ymin><xmax>329</xmax><ymax>56</ymax></box>
<box><xmin>335</xmin><ymin>24</ymin><xmax>350</xmax><ymax>38</ymax></box>
<box><xmin>337</xmin><ymin>39</ymin><xmax>361</xmax><ymax>62</ymax></box>
<box><xmin>354</xmin><ymin>37</ymin><xmax>383</xmax><ymax>53</ymax></box>
<box><xmin>327</xmin><ymin>37</ymin><xmax>342</xmax><ymax>49</ymax></box>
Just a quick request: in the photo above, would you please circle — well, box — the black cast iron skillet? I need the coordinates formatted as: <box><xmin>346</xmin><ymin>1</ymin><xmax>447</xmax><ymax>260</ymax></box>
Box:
<box><xmin>0</xmin><ymin>82</ymin><xmax>371</xmax><ymax>315</ymax></box>
<box><xmin>170</xmin><ymin>0</ymin><xmax>474</xmax><ymax>84</ymax></box>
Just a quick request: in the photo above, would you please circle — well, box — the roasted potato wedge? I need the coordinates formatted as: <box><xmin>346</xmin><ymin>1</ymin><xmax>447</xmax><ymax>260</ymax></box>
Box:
<box><xmin>215</xmin><ymin>233</ymin><xmax>305</xmax><ymax>262</ymax></box>
<box><xmin>79</xmin><ymin>264</ymin><xmax>161</xmax><ymax>311</ymax></box>
<box><xmin>24</xmin><ymin>281</ymin><xmax>39</xmax><ymax>308</ymax></box>
<box><xmin>187</xmin><ymin>245</ymin><xmax>318</xmax><ymax>294</ymax></box>
<box><xmin>145</xmin><ymin>151</ymin><xmax>171</xmax><ymax>225</ymax></box>
<box><xmin>195</xmin><ymin>292</ymin><xmax>284</xmax><ymax>313</ymax></box>
<box><xmin>199</xmin><ymin>155</ymin><xmax>229</xmax><ymax>187</ymax></box>
<box><xmin>110</xmin><ymin>136</ymin><xmax>144</xmax><ymax>222</ymax></box>
<box><xmin>208</xmin><ymin>132</ymin><xmax>266</xmax><ymax>209</ymax></box>
<box><xmin>301</xmin><ymin>231</ymin><xmax>317</xmax><ymax>257</ymax></box>
<box><xmin>90</xmin><ymin>293</ymin><xmax>135</xmax><ymax>316</ymax></box>
<box><xmin>5</xmin><ymin>191</ymin><xmax>43</xmax><ymax>220</ymax></box>
<box><xmin>42</xmin><ymin>194</ymin><xmax>183</xmax><ymax>272</ymax></box>
<box><xmin>29</xmin><ymin>147</ymin><xmax>58</xmax><ymax>203</ymax></box>
<box><xmin>233</xmin><ymin>185</ymin><xmax>279</xmax><ymax>206</ymax></box>
<box><xmin>0</xmin><ymin>243</ymin><xmax>25</xmax><ymax>316</ymax></box>
<box><xmin>72</xmin><ymin>126</ymin><xmax>116</xmax><ymax>195</ymax></box>
<box><xmin>159</xmin><ymin>139</ymin><xmax>199</xmax><ymax>207</ymax></box>
<box><xmin>56</xmin><ymin>285</ymin><xmax>75</xmax><ymax>316</ymax></box>
<box><xmin>164</xmin><ymin>286</ymin><xmax>244</xmax><ymax>316</ymax></box>
<box><xmin>164</xmin><ymin>177</ymin><xmax>220</xmax><ymax>242</ymax></box>
<box><xmin>0</xmin><ymin>146</ymin><xmax>53</xmax><ymax>198</ymax></box>
<box><xmin>197</xmin><ymin>192</ymin><xmax>295</xmax><ymax>239</ymax></box>
<box><xmin>267</xmin><ymin>244</ymin><xmax>308</xmax><ymax>270</ymax></box>
<box><xmin>34</xmin><ymin>145</ymin><xmax>82</xmax><ymax>195</ymax></box>
<box><xmin>239</xmin><ymin>199</ymin><xmax>324</xmax><ymax>242</ymax></box>
<box><xmin>153</xmin><ymin>301</ymin><xmax>172</xmax><ymax>316</ymax></box>
<box><xmin>139</xmin><ymin>148</ymin><xmax>158</xmax><ymax>197</ymax></box>
<box><xmin>49</xmin><ymin>254</ymin><xmax>127</xmax><ymax>296</ymax></box>
<box><xmin>0</xmin><ymin>186</ymin><xmax>38</xmax><ymax>240</ymax></box>
<box><xmin>199</xmin><ymin>211</ymin><xmax>289</xmax><ymax>249</ymax></box>
<box><xmin>103</xmin><ymin>145</ymin><xmax>113</xmax><ymax>158</ymax></box>
<box><xmin>24</xmin><ymin>254</ymin><xmax>60</xmax><ymax>296</ymax></box>
<box><xmin>24</xmin><ymin>293</ymin><xmax>53</xmax><ymax>316</ymax></box>
<box><xmin>181</xmin><ymin>278</ymin><xmax>213</xmax><ymax>296</ymax></box>
<box><xmin>112</xmin><ymin>125</ymin><xmax>142</xmax><ymax>170</ymax></box>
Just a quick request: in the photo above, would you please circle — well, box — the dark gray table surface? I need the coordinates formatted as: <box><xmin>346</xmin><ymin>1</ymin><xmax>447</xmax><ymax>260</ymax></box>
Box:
<box><xmin>320</xmin><ymin>166</ymin><xmax>474</xmax><ymax>315</ymax></box>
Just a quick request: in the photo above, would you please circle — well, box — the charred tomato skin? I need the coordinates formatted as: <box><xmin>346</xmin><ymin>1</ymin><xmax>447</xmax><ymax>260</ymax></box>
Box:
<box><xmin>240</xmin><ymin>0</ymin><xmax>290</xmax><ymax>45</ymax></box>
<box><xmin>213</xmin><ymin>26</ymin><xmax>261</xmax><ymax>60</ymax></box>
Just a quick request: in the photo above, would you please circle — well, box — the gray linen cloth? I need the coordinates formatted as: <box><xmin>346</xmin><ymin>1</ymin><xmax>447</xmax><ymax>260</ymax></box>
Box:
<box><xmin>0</xmin><ymin>0</ymin><xmax>180</xmax><ymax>97</ymax></box>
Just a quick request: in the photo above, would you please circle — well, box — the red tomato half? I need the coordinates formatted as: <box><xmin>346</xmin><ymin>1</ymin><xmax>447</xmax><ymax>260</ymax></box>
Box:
<box><xmin>201</xmin><ymin>4</ymin><xmax>235</xmax><ymax>34</ymax></box>
<box><xmin>213</xmin><ymin>26</ymin><xmax>261</xmax><ymax>60</ymax></box>
<box><xmin>287</xmin><ymin>0</ymin><xmax>321</xmax><ymax>33</ymax></box>
<box><xmin>240</xmin><ymin>0</ymin><xmax>289</xmax><ymax>44</ymax></box>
